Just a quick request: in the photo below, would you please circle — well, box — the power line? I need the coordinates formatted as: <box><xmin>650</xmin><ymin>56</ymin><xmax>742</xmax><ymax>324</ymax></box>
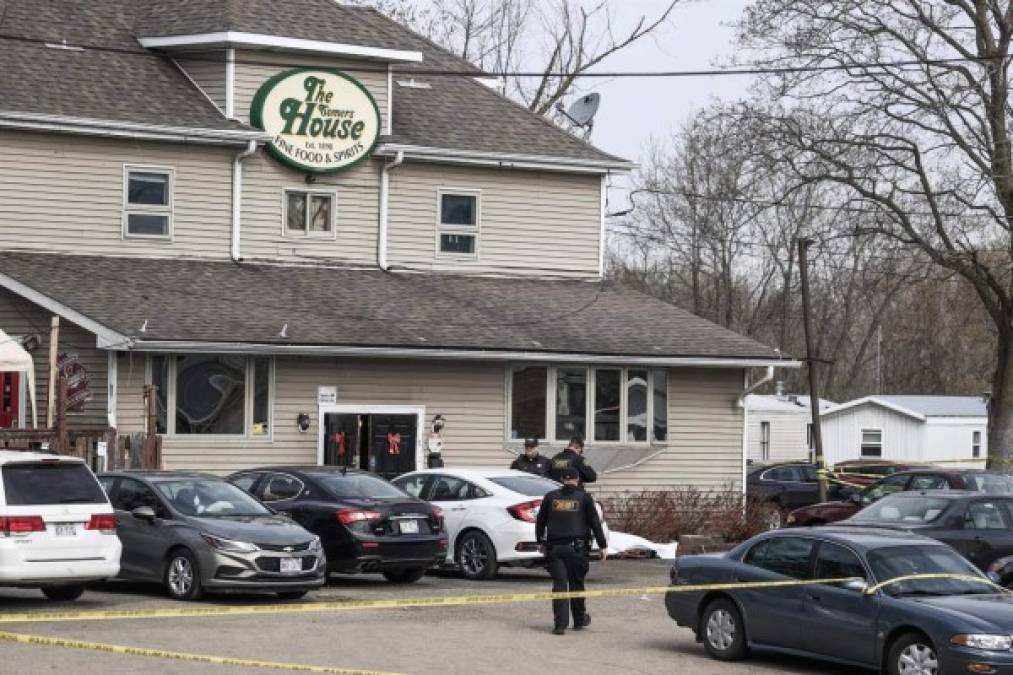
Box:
<box><xmin>1</xmin><ymin>32</ymin><xmax>1011</xmax><ymax>79</ymax></box>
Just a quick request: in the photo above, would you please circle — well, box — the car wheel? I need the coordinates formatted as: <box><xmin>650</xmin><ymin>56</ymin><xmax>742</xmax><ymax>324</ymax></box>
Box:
<box><xmin>40</xmin><ymin>585</ymin><xmax>84</xmax><ymax>602</ymax></box>
<box><xmin>761</xmin><ymin>503</ymin><xmax>784</xmax><ymax>530</ymax></box>
<box><xmin>382</xmin><ymin>567</ymin><xmax>427</xmax><ymax>584</ymax></box>
<box><xmin>888</xmin><ymin>632</ymin><xmax>939</xmax><ymax>675</ymax></box>
<box><xmin>165</xmin><ymin>549</ymin><xmax>203</xmax><ymax>601</ymax></box>
<box><xmin>276</xmin><ymin>591</ymin><xmax>308</xmax><ymax>601</ymax></box>
<box><xmin>457</xmin><ymin>531</ymin><xmax>499</xmax><ymax>580</ymax></box>
<box><xmin>701</xmin><ymin>598</ymin><xmax>748</xmax><ymax>661</ymax></box>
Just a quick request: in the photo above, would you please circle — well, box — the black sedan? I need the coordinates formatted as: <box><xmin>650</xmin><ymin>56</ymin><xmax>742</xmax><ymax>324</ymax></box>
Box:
<box><xmin>227</xmin><ymin>467</ymin><xmax>447</xmax><ymax>583</ymax></box>
<box><xmin>666</xmin><ymin>526</ymin><xmax>1013</xmax><ymax>674</ymax></box>
<box><xmin>847</xmin><ymin>491</ymin><xmax>1013</xmax><ymax>585</ymax></box>
<box><xmin>746</xmin><ymin>462</ymin><xmax>841</xmax><ymax>528</ymax></box>
<box><xmin>98</xmin><ymin>471</ymin><xmax>326</xmax><ymax>601</ymax></box>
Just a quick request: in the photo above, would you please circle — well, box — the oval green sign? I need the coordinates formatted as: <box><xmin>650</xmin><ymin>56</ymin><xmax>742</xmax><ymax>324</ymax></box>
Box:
<box><xmin>250</xmin><ymin>68</ymin><xmax>382</xmax><ymax>174</ymax></box>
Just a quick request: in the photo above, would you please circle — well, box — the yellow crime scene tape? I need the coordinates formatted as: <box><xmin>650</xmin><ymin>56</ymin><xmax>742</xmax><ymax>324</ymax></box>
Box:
<box><xmin>863</xmin><ymin>573</ymin><xmax>1008</xmax><ymax>596</ymax></box>
<box><xmin>0</xmin><ymin>630</ymin><xmax>400</xmax><ymax>674</ymax></box>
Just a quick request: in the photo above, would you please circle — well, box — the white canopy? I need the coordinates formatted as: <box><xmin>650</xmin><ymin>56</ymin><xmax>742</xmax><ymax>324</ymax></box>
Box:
<box><xmin>0</xmin><ymin>329</ymin><xmax>37</xmax><ymax>428</ymax></box>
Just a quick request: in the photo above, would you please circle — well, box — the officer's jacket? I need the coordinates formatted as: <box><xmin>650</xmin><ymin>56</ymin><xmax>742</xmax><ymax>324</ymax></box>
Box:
<box><xmin>510</xmin><ymin>454</ymin><xmax>552</xmax><ymax>477</ymax></box>
<box><xmin>535</xmin><ymin>485</ymin><xmax>607</xmax><ymax>549</ymax></box>
<box><xmin>548</xmin><ymin>449</ymin><xmax>597</xmax><ymax>485</ymax></box>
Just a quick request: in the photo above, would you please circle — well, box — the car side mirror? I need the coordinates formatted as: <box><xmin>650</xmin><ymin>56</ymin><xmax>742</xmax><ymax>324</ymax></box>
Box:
<box><xmin>849</xmin><ymin>492</ymin><xmax>863</xmax><ymax>504</ymax></box>
<box><xmin>841</xmin><ymin>579</ymin><xmax>869</xmax><ymax>593</ymax></box>
<box><xmin>131</xmin><ymin>506</ymin><xmax>156</xmax><ymax>521</ymax></box>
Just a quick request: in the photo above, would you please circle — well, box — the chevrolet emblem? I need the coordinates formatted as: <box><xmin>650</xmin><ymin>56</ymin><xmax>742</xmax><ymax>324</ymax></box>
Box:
<box><xmin>283</xmin><ymin>546</ymin><xmax>294</xmax><ymax>552</ymax></box>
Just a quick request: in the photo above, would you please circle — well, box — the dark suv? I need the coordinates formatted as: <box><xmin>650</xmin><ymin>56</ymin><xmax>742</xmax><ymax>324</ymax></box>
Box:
<box><xmin>228</xmin><ymin>467</ymin><xmax>447</xmax><ymax>583</ymax></box>
<box><xmin>787</xmin><ymin>469</ymin><xmax>1013</xmax><ymax>527</ymax></box>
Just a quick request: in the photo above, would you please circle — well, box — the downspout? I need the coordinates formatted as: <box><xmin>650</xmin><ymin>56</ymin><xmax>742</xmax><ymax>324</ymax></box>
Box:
<box><xmin>231</xmin><ymin>140</ymin><xmax>258</xmax><ymax>262</ymax></box>
<box><xmin>378</xmin><ymin>151</ymin><xmax>405</xmax><ymax>270</ymax></box>
<box><xmin>739</xmin><ymin>366</ymin><xmax>775</xmax><ymax>494</ymax></box>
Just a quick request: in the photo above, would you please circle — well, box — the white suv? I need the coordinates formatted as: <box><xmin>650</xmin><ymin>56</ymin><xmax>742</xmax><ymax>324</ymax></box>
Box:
<box><xmin>0</xmin><ymin>451</ymin><xmax>121</xmax><ymax>600</ymax></box>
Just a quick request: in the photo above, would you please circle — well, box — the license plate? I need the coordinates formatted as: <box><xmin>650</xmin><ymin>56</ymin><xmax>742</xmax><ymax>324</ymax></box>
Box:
<box><xmin>399</xmin><ymin>520</ymin><xmax>420</xmax><ymax>535</ymax></box>
<box><xmin>279</xmin><ymin>557</ymin><xmax>301</xmax><ymax>573</ymax></box>
<box><xmin>54</xmin><ymin>523</ymin><xmax>76</xmax><ymax>537</ymax></box>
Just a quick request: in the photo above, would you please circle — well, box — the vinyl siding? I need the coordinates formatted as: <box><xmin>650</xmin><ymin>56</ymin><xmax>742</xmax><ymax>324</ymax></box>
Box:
<box><xmin>175</xmin><ymin>51</ymin><xmax>227</xmax><ymax>113</ymax></box>
<box><xmin>232</xmin><ymin>50</ymin><xmax>389</xmax><ymax>129</ymax></box>
<box><xmin>0</xmin><ymin>289</ymin><xmax>108</xmax><ymax>427</ymax></box>
<box><xmin>821</xmin><ymin>404</ymin><xmax>926</xmax><ymax>466</ymax></box>
<box><xmin>114</xmin><ymin>357</ymin><xmax>745</xmax><ymax>492</ymax></box>
<box><xmin>0</xmin><ymin>130</ymin><xmax>233</xmax><ymax>257</ymax></box>
<box><xmin>747</xmin><ymin>410</ymin><xmax>809</xmax><ymax>463</ymax></box>
<box><xmin>387</xmin><ymin>163</ymin><xmax>602</xmax><ymax>278</ymax></box>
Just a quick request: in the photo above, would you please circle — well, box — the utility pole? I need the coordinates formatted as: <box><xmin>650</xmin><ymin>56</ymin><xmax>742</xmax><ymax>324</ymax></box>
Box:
<box><xmin>798</xmin><ymin>239</ymin><xmax>827</xmax><ymax>502</ymax></box>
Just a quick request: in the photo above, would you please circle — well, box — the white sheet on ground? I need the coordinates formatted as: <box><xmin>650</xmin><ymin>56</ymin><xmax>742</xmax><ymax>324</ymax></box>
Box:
<box><xmin>606</xmin><ymin>531</ymin><xmax>678</xmax><ymax>559</ymax></box>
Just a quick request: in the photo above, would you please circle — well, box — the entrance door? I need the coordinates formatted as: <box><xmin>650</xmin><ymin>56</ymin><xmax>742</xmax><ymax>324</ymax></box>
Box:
<box><xmin>0</xmin><ymin>371</ymin><xmax>19</xmax><ymax>428</ymax></box>
<box><xmin>370</xmin><ymin>415</ymin><xmax>418</xmax><ymax>479</ymax></box>
<box><xmin>323</xmin><ymin>413</ymin><xmax>360</xmax><ymax>468</ymax></box>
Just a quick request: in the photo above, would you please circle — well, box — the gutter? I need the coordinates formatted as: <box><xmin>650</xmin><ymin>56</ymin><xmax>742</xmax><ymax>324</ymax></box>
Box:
<box><xmin>378</xmin><ymin>151</ymin><xmax>405</xmax><ymax>271</ymax></box>
<box><xmin>232</xmin><ymin>140</ymin><xmax>259</xmax><ymax>262</ymax></box>
<box><xmin>119</xmin><ymin>340</ymin><xmax>801</xmax><ymax>368</ymax></box>
<box><xmin>0</xmin><ymin>111</ymin><xmax>270</xmax><ymax>146</ymax></box>
<box><xmin>375</xmin><ymin>144</ymin><xmax>635</xmax><ymax>174</ymax></box>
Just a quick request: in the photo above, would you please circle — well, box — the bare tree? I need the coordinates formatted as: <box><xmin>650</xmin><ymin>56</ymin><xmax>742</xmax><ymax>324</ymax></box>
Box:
<box><xmin>733</xmin><ymin>0</ymin><xmax>1013</xmax><ymax>468</ymax></box>
<box><xmin>355</xmin><ymin>0</ymin><xmax>680</xmax><ymax>115</ymax></box>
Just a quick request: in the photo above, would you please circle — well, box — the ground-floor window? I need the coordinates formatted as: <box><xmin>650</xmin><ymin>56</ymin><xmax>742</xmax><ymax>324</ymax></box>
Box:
<box><xmin>760</xmin><ymin>421</ymin><xmax>771</xmax><ymax>461</ymax></box>
<box><xmin>973</xmin><ymin>430</ymin><xmax>982</xmax><ymax>458</ymax></box>
<box><xmin>860</xmin><ymin>428</ymin><xmax>883</xmax><ymax>457</ymax></box>
<box><xmin>148</xmin><ymin>354</ymin><xmax>273</xmax><ymax>438</ymax></box>
<box><xmin>508</xmin><ymin>366</ymin><xmax>668</xmax><ymax>444</ymax></box>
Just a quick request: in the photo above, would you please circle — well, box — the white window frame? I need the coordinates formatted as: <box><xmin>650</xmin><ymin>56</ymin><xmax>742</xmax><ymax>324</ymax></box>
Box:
<box><xmin>122</xmin><ymin>165</ymin><xmax>174</xmax><ymax>240</ymax></box>
<box><xmin>505</xmin><ymin>365</ymin><xmax>667</xmax><ymax>446</ymax></box>
<box><xmin>147</xmin><ymin>354</ymin><xmax>274</xmax><ymax>440</ymax></box>
<box><xmin>859</xmin><ymin>427</ymin><xmax>884</xmax><ymax>457</ymax></box>
<box><xmin>281</xmin><ymin>188</ymin><xmax>338</xmax><ymax>239</ymax></box>
<box><xmin>435</xmin><ymin>188</ymin><xmax>481</xmax><ymax>260</ymax></box>
<box><xmin>973</xmin><ymin>429</ymin><xmax>983</xmax><ymax>458</ymax></box>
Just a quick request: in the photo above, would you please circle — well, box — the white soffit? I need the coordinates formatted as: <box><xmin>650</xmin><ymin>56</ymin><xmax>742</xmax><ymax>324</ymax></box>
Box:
<box><xmin>138</xmin><ymin>32</ymin><xmax>424</xmax><ymax>63</ymax></box>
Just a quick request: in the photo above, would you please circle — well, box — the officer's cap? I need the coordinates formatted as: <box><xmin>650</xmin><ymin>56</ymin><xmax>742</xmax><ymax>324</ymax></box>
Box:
<box><xmin>524</xmin><ymin>438</ymin><xmax>539</xmax><ymax>448</ymax></box>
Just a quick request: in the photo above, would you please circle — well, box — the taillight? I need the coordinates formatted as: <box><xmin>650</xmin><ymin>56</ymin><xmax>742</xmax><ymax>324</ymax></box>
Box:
<box><xmin>507</xmin><ymin>499</ymin><xmax>542</xmax><ymax>523</ymax></box>
<box><xmin>432</xmin><ymin>506</ymin><xmax>444</xmax><ymax>530</ymax></box>
<box><xmin>336</xmin><ymin>509</ymin><xmax>383</xmax><ymax>525</ymax></box>
<box><xmin>86</xmin><ymin>514</ymin><xmax>117</xmax><ymax>533</ymax></box>
<box><xmin>0</xmin><ymin>516</ymin><xmax>46</xmax><ymax>535</ymax></box>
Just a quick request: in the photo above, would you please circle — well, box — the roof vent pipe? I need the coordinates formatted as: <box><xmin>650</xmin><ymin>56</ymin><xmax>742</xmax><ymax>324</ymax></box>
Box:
<box><xmin>378</xmin><ymin>151</ymin><xmax>405</xmax><ymax>271</ymax></box>
<box><xmin>231</xmin><ymin>140</ymin><xmax>258</xmax><ymax>262</ymax></box>
<box><xmin>774</xmin><ymin>380</ymin><xmax>786</xmax><ymax>400</ymax></box>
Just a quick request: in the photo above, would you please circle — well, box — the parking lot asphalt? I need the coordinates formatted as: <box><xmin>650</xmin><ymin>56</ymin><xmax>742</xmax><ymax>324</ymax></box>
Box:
<box><xmin>0</xmin><ymin>560</ymin><xmax>857</xmax><ymax>675</ymax></box>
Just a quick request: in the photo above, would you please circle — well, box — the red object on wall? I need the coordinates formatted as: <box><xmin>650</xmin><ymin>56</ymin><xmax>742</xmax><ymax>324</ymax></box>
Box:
<box><xmin>334</xmin><ymin>431</ymin><xmax>347</xmax><ymax>456</ymax></box>
<box><xmin>0</xmin><ymin>371</ymin><xmax>19</xmax><ymax>428</ymax></box>
<box><xmin>387</xmin><ymin>432</ymin><xmax>401</xmax><ymax>455</ymax></box>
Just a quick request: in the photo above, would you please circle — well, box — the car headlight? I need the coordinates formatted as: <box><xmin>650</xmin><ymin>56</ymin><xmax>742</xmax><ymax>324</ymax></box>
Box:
<box><xmin>200</xmin><ymin>532</ymin><xmax>259</xmax><ymax>553</ymax></box>
<box><xmin>786</xmin><ymin>513</ymin><xmax>796</xmax><ymax>524</ymax></box>
<box><xmin>951</xmin><ymin>634</ymin><xmax>1013</xmax><ymax>650</ymax></box>
<box><xmin>309</xmin><ymin>536</ymin><xmax>322</xmax><ymax>552</ymax></box>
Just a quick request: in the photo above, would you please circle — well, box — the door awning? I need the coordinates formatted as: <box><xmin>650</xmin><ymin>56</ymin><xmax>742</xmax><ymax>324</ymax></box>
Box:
<box><xmin>0</xmin><ymin>329</ymin><xmax>37</xmax><ymax>428</ymax></box>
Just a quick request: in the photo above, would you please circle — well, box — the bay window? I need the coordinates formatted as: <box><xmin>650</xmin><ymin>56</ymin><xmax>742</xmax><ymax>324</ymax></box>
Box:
<box><xmin>508</xmin><ymin>366</ymin><xmax>668</xmax><ymax>444</ymax></box>
<box><xmin>148</xmin><ymin>355</ymin><xmax>273</xmax><ymax>437</ymax></box>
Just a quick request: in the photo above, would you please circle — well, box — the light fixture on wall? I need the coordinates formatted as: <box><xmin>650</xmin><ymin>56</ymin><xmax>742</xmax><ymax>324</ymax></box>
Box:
<box><xmin>296</xmin><ymin>413</ymin><xmax>311</xmax><ymax>433</ymax></box>
<box><xmin>305</xmin><ymin>174</ymin><xmax>316</xmax><ymax>185</ymax></box>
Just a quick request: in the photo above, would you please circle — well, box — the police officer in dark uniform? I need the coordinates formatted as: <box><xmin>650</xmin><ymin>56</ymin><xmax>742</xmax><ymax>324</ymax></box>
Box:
<box><xmin>510</xmin><ymin>438</ymin><xmax>551</xmax><ymax>476</ymax></box>
<box><xmin>548</xmin><ymin>436</ymin><xmax>597</xmax><ymax>486</ymax></box>
<box><xmin>535</xmin><ymin>467</ymin><xmax>607</xmax><ymax>635</ymax></box>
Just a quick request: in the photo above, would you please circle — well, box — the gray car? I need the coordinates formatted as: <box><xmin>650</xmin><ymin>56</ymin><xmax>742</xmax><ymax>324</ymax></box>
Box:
<box><xmin>97</xmin><ymin>471</ymin><xmax>326</xmax><ymax>601</ymax></box>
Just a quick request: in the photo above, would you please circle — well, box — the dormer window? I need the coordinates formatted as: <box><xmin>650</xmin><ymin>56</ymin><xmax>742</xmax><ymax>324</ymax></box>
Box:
<box><xmin>123</xmin><ymin>166</ymin><xmax>173</xmax><ymax>239</ymax></box>
<box><xmin>437</xmin><ymin>189</ymin><xmax>480</xmax><ymax>258</ymax></box>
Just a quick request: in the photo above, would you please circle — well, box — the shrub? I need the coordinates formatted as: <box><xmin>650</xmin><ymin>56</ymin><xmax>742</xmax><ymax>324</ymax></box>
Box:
<box><xmin>599</xmin><ymin>486</ymin><xmax>770</xmax><ymax>544</ymax></box>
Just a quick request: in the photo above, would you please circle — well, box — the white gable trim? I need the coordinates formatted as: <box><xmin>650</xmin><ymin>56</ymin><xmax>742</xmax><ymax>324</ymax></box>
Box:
<box><xmin>139</xmin><ymin>32</ymin><xmax>424</xmax><ymax>63</ymax></box>
<box><xmin>821</xmin><ymin>396</ymin><xmax>927</xmax><ymax>422</ymax></box>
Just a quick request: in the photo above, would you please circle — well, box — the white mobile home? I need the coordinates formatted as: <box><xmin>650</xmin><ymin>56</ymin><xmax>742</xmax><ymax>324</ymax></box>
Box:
<box><xmin>820</xmin><ymin>396</ymin><xmax>987</xmax><ymax>468</ymax></box>
<box><xmin>745</xmin><ymin>394</ymin><xmax>834</xmax><ymax>464</ymax></box>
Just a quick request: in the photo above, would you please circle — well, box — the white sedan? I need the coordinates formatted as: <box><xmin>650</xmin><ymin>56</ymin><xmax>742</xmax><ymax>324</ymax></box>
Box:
<box><xmin>391</xmin><ymin>467</ymin><xmax>607</xmax><ymax>580</ymax></box>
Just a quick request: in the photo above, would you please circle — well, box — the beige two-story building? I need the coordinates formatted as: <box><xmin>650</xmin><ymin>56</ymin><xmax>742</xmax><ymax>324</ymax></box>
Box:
<box><xmin>0</xmin><ymin>0</ymin><xmax>795</xmax><ymax>493</ymax></box>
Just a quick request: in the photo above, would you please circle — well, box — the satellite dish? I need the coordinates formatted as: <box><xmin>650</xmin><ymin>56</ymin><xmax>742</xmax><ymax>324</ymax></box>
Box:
<box><xmin>556</xmin><ymin>92</ymin><xmax>601</xmax><ymax>140</ymax></box>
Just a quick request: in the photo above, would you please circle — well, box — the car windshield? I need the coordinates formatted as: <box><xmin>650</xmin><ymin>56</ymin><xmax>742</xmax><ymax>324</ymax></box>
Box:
<box><xmin>155</xmin><ymin>479</ymin><xmax>270</xmax><ymax>517</ymax></box>
<box><xmin>965</xmin><ymin>474</ymin><xmax>1013</xmax><ymax>494</ymax></box>
<box><xmin>867</xmin><ymin>545</ymin><xmax>996</xmax><ymax>596</ymax></box>
<box><xmin>313</xmin><ymin>474</ymin><xmax>407</xmax><ymax>499</ymax></box>
<box><xmin>850</xmin><ymin>496</ymin><xmax>951</xmax><ymax>524</ymax></box>
<box><xmin>489</xmin><ymin>475</ymin><xmax>559</xmax><ymax>496</ymax></box>
<box><xmin>2</xmin><ymin>462</ymin><xmax>107</xmax><ymax>505</ymax></box>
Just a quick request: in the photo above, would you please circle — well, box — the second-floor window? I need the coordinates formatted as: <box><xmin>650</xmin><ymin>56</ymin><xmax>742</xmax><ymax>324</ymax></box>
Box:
<box><xmin>437</xmin><ymin>189</ymin><xmax>480</xmax><ymax>258</ymax></box>
<box><xmin>284</xmin><ymin>190</ymin><xmax>335</xmax><ymax>237</ymax></box>
<box><xmin>124</xmin><ymin>166</ymin><xmax>173</xmax><ymax>238</ymax></box>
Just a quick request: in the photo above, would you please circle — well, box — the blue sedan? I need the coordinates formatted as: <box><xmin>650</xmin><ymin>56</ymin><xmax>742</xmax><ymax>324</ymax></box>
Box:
<box><xmin>666</xmin><ymin>526</ymin><xmax>1013</xmax><ymax>674</ymax></box>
